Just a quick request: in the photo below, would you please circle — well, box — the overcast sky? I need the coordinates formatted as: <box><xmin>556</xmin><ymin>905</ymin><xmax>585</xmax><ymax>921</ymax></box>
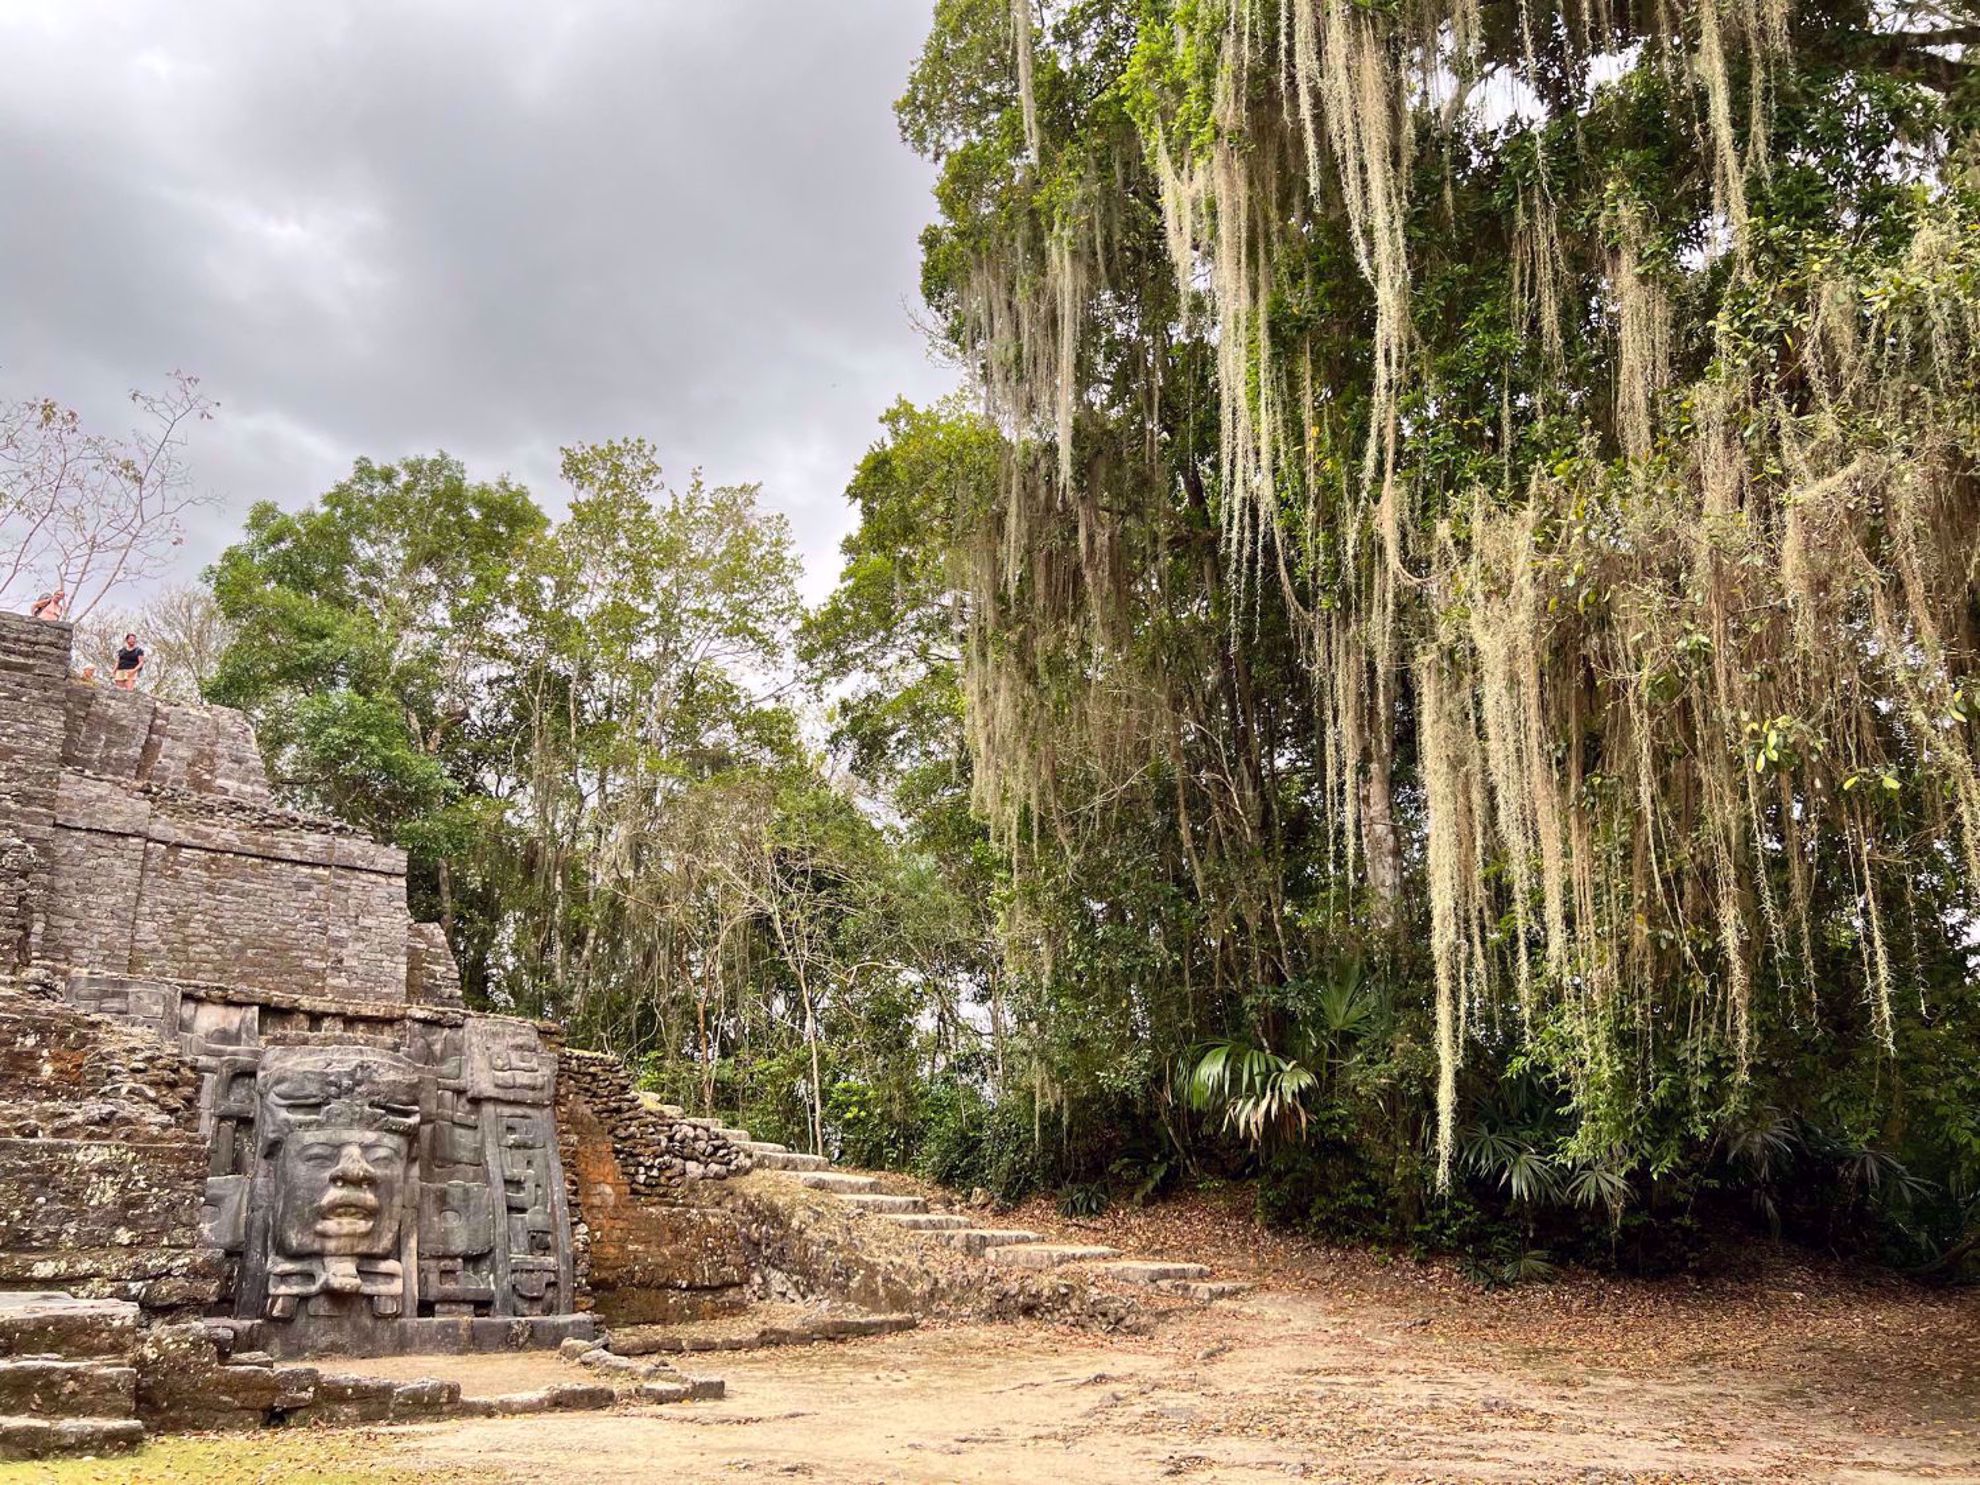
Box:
<box><xmin>0</xmin><ymin>1</ymin><xmax>958</xmax><ymax>600</ymax></box>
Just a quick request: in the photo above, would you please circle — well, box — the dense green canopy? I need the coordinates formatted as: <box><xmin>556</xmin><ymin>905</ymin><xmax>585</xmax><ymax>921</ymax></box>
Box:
<box><xmin>190</xmin><ymin>1</ymin><xmax>1980</xmax><ymax>1276</ymax></box>
<box><xmin>882</xmin><ymin>0</ymin><xmax>1980</xmax><ymax>1265</ymax></box>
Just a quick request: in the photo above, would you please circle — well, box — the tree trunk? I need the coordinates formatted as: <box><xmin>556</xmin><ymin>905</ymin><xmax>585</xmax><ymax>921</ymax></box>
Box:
<box><xmin>1361</xmin><ymin>692</ymin><xmax>1401</xmax><ymax>930</ymax></box>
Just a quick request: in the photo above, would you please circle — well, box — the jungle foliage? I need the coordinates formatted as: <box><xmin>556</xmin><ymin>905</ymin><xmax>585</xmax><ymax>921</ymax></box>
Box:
<box><xmin>864</xmin><ymin>0</ymin><xmax>1980</xmax><ymax>1276</ymax></box>
<box><xmin>206</xmin><ymin>442</ymin><xmax>995</xmax><ymax>1159</ymax></box>
<box><xmin>201</xmin><ymin>0</ymin><xmax>1980</xmax><ymax>1279</ymax></box>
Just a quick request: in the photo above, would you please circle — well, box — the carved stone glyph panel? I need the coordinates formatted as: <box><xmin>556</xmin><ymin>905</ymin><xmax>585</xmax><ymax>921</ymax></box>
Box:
<box><xmin>91</xmin><ymin>979</ymin><xmax>585</xmax><ymax>1348</ymax></box>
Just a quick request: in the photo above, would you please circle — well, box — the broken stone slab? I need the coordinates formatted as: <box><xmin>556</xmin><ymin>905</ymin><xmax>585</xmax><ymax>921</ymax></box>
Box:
<box><xmin>270</xmin><ymin>1366</ymin><xmax>320</xmax><ymax>1411</ymax></box>
<box><xmin>307</xmin><ymin>1373</ymin><xmax>463</xmax><ymax>1424</ymax></box>
<box><xmin>628</xmin><ymin>1375</ymin><xmax>726</xmax><ymax>1404</ymax></box>
<box><xmin>938</xmin><ymin>1228</ymin><xmax>1042</xmax><ymax>1254</ymax></box>
<box><xmin>575</xmin><ymin>1349</ymin><xmax>647</xmax><ymax>1375</ymax></box>
<box><xmin>1153</xmin><ymin>1278</ymin><xmax>1254</xmax><ymax>1300</ymax></box>
<box><xmin>986</xmin><ymin>1244</ymin><xmax>1121</xmax><ymax>1270</ymax></box>
<box><xmin>880</xmin><ymin>1213</ymin><xmax>970</xmax><ymax>1231</ymax></box>
<box><xmin>0</xmin><ymin>1414</ymin><xmax>145</xmax><ymax>1462</ymax></box>
<box><xmin>795</xmin><ymin>1171</ymin><xmax>879</xmax><ymax>1193</ymax></box>
<box><xmin>812</xmin><ymin>1315</ymin><xmax>918</xmax><ymax>1340</ymax></box>
<box><xmin>457</xmin><ymin>1382</ymin><xmax>616</xmax><ymax>1417</ymax></box>
<box><xmin>1093</xmin><ymin>1261</ymin><xmax>1213</xmax><ymax>1285</ymax></box>
<box><xmin>833</xmin><ymin>1193</ymin><xmax>925</xmax><ymax>1214</ymax></box>
<box><xmin>0</xmin><ymin>1292</ymin><xmax>138</xmax><ymax>1359</ymax></box>
<box><xmin>749</xmin><ymin>1150</ymin><xmax>829</xmax><ymax>1172</ymax></box>
<box><xmin>313</xmin><ymin>1373</ymin><xmax>396</xmax><ymax>1404</ymax></box>
<box><xmin>136</xmin><ymin>1324</ymin><xmax>284</xmax><ymax>1431</ymax></box>
<box><xmin>608</xmin><ymin>1312</ymin><xmax>916</xmax><ymax>1357</ymax></box>
<box><xmin>388</xmin><ymin>1379</ymin><xmax>463</xmax><ymax>1416</ymax></box>
<box><xmin>0</xmin><ymin>1358</ymin><xmax>136</xmax><ymax>1418</ymax></box>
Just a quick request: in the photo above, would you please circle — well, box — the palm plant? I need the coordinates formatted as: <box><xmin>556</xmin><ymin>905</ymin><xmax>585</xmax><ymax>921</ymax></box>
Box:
<box><xmin>1182</xmin><ymin>1040</ymin><xmax>1319</xmax><ymax>1146</ymax></box>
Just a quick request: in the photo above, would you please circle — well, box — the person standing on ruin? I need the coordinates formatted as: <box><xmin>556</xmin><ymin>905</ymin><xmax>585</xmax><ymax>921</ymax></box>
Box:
<box><xmin>112</xmin><ymin>632</ymin><xmax>145</xmax><ymax>690</ymax></box>
<box><xmin>29</xmin><ymin>589</ymin><xmax>65</xmax><ymax>621</ymax></box>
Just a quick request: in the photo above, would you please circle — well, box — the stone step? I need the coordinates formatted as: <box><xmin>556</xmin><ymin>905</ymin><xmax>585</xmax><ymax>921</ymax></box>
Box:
<box><xmin>0</xmin><ymin>1358</ymin><xmax>135</xmax><ymax>1419</ymax></box>
<box><xmin>796</xmin><ymin>1171</ymin><xmax>878</xmax><ymax>1193</ymax></box>
<box><xmin>1155</xmin><ymin>1278</ymin><xmax>1255</xmax><ymax>1301</ymax></box>
<box><xmin>938</xmin><ymin>1228</ymin><xmax>1042</xmax><ymax>1254</ymax></box>
<box><xmin>744</xmin><ymin>1140</ymin><xmax>788</xmax><ymax>1154</ymax></box>
<box><xmin>613</xmin><ymin>1312</ymin><xmax>916</xmax><ymax>1357</ymax></box>
<box><xmin>1092</xmin><ymin>1261</ymin><xmax>1212</xmax><ymax>1285</ymax></box>
<box><xmin>456</xmin><ymin>1383</ymin><xmax>617</xmax><ymax>1418</ymax></box>
<box><xmin>987</xmin><ymin>1244</ymin><xmax>1121</xmax><ymax>1270</ymax></box>
<box><xmin>0</xmin><ymin>1414</ymin><xmax>145</xmax><ymax>1462</ymax></box>
<box><xmin>717</xmin><ymin>1127</ymin><xmax>754</xmax><ymax>1144</ymax></box>
<box><xmin>835</xmin><ymin>1193</ymin><xmax>925</xmax><ymax>1214</ymax></box>
<box><xmin>880</xmin><ymin>1213</ymin><xmax>971</xmax><ymax>1231</ymax></box>
<box><xmin>0</xmin><ymin>1293</ymin><xmax>138</xmax><ymax>1361</ymax></box>
<box><xmin>752</xmin><ymin>1150</ymin><xmax>830</xmax><ymax>1172</ymax></box>
<box><xmin>633</xmin><ymin>1375</ymin><xmax>726</xmax><ymax>1403</ymax></box>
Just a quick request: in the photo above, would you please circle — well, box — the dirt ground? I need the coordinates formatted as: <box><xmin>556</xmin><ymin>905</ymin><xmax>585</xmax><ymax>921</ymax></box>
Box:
<box><xmin>16</xmin><ymin>1196</ymin><xmax>1980</xmax><ymax>1484</ymax></box>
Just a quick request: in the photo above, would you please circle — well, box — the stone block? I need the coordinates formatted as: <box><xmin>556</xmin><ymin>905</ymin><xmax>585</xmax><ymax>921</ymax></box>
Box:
<box><xmin>134</xmin><ymin>1323</ymin><xmax>280</xmax><ymax>1431</ymax></box>
<box><xmin>0</xmin><ymin>1359</ymin><xmax>135</xmax><ymax>1418</ymax></box>
<box><xmin>390</xmin><ymin>1379</ymin><xmax>461</xmax><ymax>1415</ymax></box>
<box><xmin>0</xmin><ymin>1414</ymin><xmax>145</xmax><ymax>1461</ymax></box>
<box><xmin>0</xmin><ymin>1293</ymin><xmax>138</xmax><ymax>1360</ymax></box>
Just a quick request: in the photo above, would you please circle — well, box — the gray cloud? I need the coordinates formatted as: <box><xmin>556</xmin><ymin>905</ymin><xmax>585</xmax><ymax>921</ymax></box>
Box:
<box><xmin>0</xmin><ymin>1</ymin><xmax>956</xmax><ymax>598</ymax></box>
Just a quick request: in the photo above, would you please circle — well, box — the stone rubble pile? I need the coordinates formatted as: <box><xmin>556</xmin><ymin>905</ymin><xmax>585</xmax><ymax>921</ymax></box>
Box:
<box><xmin>557</xmin><ymin>1050</ymin><xmax>753</xmax><ymax>1200</ymax></box>
<box><xmin>0</xmin><ymin>1292</ymin><xmax>144</xmax><ymax>1461</ymax></box>
<box><xmin>0</xmin><ymin>967</ymin><xmax>201</xmax><ymax>1140</ymax></box>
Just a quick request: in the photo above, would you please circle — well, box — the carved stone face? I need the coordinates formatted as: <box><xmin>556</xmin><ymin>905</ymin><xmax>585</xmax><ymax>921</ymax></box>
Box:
<box><xmin>273</xmin><ymin>1125</ymin><xmax>409</xmax><ymax>1256</ymax></box>
<box><xmin>257</xmin><ymin>1047</ymin><xmax>420</xmax><ymax>1266</ymax></box>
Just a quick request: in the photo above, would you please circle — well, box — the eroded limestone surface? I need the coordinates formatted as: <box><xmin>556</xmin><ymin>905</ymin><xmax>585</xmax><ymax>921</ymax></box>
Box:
<box><xmin>0</xmin><ymin>611</ymin><xmax>771</xmax><ymax>1454</ymax></box>
<box><xmin>0</xmin><ymin>609</ymin><xmax>585</xmax><ymax>1359</ymax></box>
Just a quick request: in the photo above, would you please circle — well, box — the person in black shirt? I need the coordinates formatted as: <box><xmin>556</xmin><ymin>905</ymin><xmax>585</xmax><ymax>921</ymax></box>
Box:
<box><xmin>113</xmin><ymin>634</ymin><xmax>145</xmax><ymax>690</ymax></box>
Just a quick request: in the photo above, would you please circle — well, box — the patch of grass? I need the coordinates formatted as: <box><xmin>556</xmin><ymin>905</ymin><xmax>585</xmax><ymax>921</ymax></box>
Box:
<box><xmin>3</xmin><ymin>1429</ymin><xmax>479</xmax><ymax>1485</ymax></box>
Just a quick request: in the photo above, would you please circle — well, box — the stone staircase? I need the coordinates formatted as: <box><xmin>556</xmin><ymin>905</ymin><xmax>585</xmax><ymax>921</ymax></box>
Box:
<box><xmin>0</xmin><ymin>1293</ymin><xmax>145</xmax><ymax>1461</ymax></box>
<box><xmin>714</xmin><ymin>1123</ymin><xmax>1250</xmax><ymax>1300</ymax></box>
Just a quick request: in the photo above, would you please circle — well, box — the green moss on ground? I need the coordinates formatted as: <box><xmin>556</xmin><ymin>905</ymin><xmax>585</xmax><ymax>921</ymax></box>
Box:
<box><xmin>0</xmin><ymin>1430</ymin><xmax>479</xmax><ymax>1484</ymax></box>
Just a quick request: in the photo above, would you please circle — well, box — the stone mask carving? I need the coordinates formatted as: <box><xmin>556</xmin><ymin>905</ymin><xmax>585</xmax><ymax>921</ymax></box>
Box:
<box><xmin>256</xmin><ymin>1047</ymin><xmax>420</xmax><ymax>1320</ymax></box>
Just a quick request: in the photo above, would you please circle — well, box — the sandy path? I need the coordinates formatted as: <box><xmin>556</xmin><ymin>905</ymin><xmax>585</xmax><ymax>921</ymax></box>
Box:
<box><xmin>371</xmin><ymin>1285</ymin><xmax>1979</xmax><ymax>1484</ymax></box>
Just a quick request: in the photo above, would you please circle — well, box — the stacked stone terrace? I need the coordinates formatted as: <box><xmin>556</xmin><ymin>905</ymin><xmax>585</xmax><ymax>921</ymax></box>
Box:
<box><xmin>0</xmin><ymin>608</ymin><xmax>586</xmax><ymax>1362</ymax></box>
<box><xmin>0</xmin><ymin>611</ymin><xmax>787</xmax><ymax>1459</ymax></box>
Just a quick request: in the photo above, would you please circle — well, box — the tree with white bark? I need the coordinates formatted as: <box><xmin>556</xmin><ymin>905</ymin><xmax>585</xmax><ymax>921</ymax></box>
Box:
<box><xmin>0</xmin><ymin>372</ymin><xmax>217</xmax><ymax>622</ymax></box>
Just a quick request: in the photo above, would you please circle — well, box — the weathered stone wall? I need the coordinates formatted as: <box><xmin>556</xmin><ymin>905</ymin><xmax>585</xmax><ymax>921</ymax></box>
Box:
<box><xmin>0</xmin><ymin>614</ymin><xmax>68</xmax><ymax>969</ymax></box>
<box><xmin>558</xmin><ymin>1094</ymin><xmax>750</xmax><ymax>1324</ymax></box>
<box><xmin>62</xmin><ymin>683</ymin><xmax>271</xmax><ymax>802</ymax></box>
<box><xmin>0</xmin><ymin>968</ymin><xmax>201</xmax><ymax>1140</ymax></box>
<box><xmin>556</xmin><ymin>1051</ymin><xmax>753</xmax><ymax>1323</ymax></box>
<box><xmin>703</xmin><ymin>1176</ymin><xmax>1145</xmax><ymax>1333</ymax></box>
<box><xmin>0</xmin><ymin>972</ymin><xmax>225</xmax><ymax>1319</ymax></box>
<box><xmin>0</xmin><ymin>611</ymin><xmax>436</xmax><ymax>1004</ymax></box>
<box><xmin>557</xmin><ymin>1050</ymin><xmax>752</xmax><ymax>1198</ymax></box>
<box><xmin>43</xmin><ymin>774</ymin><xmax>409</xmax><ymax>1003</ymax></box>
<box><xmin>406</xmin><ymin>921</ymin><xmax>464</xmax><ymax>1008</ymax></box>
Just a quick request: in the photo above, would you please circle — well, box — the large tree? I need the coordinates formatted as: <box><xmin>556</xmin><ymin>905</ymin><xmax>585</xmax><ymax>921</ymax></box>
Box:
<box><xmin>889</xmin><ymin>0</ymin><xmax>1980</xmax><ymax>1262</ymax></box>
<box><xmin>207</xmin><ymin>452</ymin><xmax>547</xmax><ymax>940</ymax></box>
